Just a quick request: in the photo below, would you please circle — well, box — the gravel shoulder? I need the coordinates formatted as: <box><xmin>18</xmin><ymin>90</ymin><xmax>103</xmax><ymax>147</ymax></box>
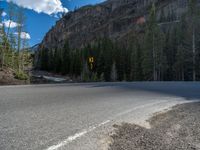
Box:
<box><xmin>109</xmin><ymin>102</ymin><xmax>200</xmax><ymax>150</ymax></box>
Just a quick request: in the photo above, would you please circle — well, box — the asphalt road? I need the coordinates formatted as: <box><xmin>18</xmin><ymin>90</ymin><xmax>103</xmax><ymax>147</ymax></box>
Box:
<box><xmin>0</xmin><ymin>82</ymin><xmax>200</xmax><ymax>150</ymax></box>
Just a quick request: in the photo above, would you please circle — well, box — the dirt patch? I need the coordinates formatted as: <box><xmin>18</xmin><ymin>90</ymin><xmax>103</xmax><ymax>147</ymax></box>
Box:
<box><xmin>109</xmin><ymin>102</ymin><xmax>200</xmax><ymax>150</ymax></box>
<box><xmin>0</xmin><ymin>68</ymin><xmax>29</xmax><ymax>85</ymax></box>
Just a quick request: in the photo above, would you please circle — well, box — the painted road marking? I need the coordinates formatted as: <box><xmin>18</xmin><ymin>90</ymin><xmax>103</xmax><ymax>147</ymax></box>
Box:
<box><xmin>45</xmin><ymin>101</ymin><xmax>170</xmax><ymax>150</ymax></box>
<box><xmin>45</xmin><ymin>120</ymin><xmax>111</xmax><ymax>150</ymax></box>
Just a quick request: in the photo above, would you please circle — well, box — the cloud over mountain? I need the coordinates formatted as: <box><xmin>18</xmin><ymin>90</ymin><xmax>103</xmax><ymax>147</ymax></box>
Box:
<box><xmin>14</xmin><ymin>32</ymin><xmax>31</xmax><ymax>40</ymax></box>
<box><xmin>2</xmin><ymin>11</ymin><xmax>7</xmax><ymax>17</ymax></box>
<box><xmin>6</xmin><ymin>0</ymin><xmax>68</xmax><ymax>15</ymax></box>
<box><xmin>3</xmin><ymin>20</ymin><xmax>19</xmax><ymax>28</ymax></box>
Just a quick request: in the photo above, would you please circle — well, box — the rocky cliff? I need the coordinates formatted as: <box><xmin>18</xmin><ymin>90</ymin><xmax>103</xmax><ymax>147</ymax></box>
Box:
<box><xmin>38</xmin><ymin>0</ymin><xmax>191</xmax><ymax>50</ymax></box>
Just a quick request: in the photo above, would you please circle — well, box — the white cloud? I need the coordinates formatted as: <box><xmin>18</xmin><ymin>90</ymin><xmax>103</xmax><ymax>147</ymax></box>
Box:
<box><xmin>6</xmin><ymin>0</ymin><xmax>68</xmax><ymax>15</ymax></box>
<box><xmin>21</xmin><ymin>32</ymin><xmax>31</xmax><ymax>40</ymax></box>
<box><xmin>3</xmin><ymin>20</ymin><xmax>19</xmax><ymax>28</ymax></box>
<box><xmin>14</xmin><ymin>32</ymin><xmax>31</xmax><ymax>40</ymax></box>
<box><xmin>2</xmin><ymin>12</ymin><xmax>7</xmax><ymax>17</ymax></box>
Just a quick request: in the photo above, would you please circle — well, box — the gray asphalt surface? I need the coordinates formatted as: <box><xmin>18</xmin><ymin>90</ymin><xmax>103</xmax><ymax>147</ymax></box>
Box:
<box><xmin>0</xmin><ymin>82</ymin><xmax>200</xmax><ymax>150</ymax></box>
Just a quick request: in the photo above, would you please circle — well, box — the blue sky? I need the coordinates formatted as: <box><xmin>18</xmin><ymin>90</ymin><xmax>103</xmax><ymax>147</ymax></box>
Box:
<box><xmin>1</xmin><ymin>0</ymin><xmax>105</xmax><ymax>46</ymax></box>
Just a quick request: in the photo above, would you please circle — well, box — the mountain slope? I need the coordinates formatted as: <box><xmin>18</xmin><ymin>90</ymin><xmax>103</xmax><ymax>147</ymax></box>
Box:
<box><xmin>38</xmin><ymin>0</ymin><xmax>190</xmax><ymax>50</ymax></box>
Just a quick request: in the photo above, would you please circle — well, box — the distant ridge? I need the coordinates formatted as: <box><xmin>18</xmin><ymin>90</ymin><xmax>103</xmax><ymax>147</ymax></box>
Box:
<box><xmin>38</xmin><ymin>0</ymin><xmax>191</xmax><ymax>50</ymax></box>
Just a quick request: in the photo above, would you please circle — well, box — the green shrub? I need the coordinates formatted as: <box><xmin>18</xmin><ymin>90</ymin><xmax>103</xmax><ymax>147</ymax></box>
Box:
<box><xmin>15</xmin><ymin>71</ymin><xmax>29</xmax><ymax>80</ymax></box>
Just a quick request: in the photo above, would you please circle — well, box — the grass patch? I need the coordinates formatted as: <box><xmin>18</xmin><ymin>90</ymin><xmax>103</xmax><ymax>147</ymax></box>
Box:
<box><xmin>14</xmin><ymin>71</ymin><xmax>29</xmax><ymax>80</ymax></box>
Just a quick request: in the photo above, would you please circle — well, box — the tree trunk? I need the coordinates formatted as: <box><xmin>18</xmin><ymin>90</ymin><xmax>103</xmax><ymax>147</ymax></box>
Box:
<box><xmin>181</xmin><ymin>66</ymin><xmax>184</xmax><ymax>81</ymax></box>
<box><xmin>153</xmin><ymin>33</ymin><xmax>157</xmax><ymax>81</ymax></box>
<box><xmin>192</xmin><ymin>28</ymin><xmax>196</xmax><ymax>81</ymax></box>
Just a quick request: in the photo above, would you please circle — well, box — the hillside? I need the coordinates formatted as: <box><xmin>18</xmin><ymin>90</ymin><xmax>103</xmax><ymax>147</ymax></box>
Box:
<box><xmin>38</xmin><ymin>0</ymin><xmax>190</xmax><ymax>50</ymax></box>
<box><xmin>35</xmin><ymin>0</ymin><xmax>200</xmax><ymax>82</ymax></box>
<box><xmin>0</xmin><ymin>68</ymin><xmax>29</xmax><ymax>85</ymax></box>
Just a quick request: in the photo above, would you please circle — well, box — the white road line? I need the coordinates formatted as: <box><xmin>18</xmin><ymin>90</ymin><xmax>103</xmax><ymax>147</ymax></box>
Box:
<box><xmin>45</xmin><ymin>120</ymin><xmax>111</xmax><ymax>150</ymax></box>
<box><xmin>45</xmin><ymin>102</ymin><xmax>166</xmax><ymax>150</ymax></box>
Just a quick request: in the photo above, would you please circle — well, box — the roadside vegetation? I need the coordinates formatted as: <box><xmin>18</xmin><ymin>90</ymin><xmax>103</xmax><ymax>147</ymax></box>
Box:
<box><xmin>0</xmin><ymin>3</ymin><xmax>32</xmax><ymax>84</ymax></box>
<box><xmin>36</xmin><ymin>0</ymin><xmax>200</xmax><ymax>82</ymax></box>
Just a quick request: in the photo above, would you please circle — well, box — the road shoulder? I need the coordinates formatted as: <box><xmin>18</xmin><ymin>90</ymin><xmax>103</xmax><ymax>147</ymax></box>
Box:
<box><xmin>109</xmin><ymin>102</ymin><xmax>200</xmax><ymax>150</ymax></box>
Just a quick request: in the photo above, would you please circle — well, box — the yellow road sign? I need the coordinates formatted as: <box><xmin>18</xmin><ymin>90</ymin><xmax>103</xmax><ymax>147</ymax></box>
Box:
<box><xmin>89</xmin><ymin>57</ymin><xmax>94</xmax><ymax>63</ymax></box>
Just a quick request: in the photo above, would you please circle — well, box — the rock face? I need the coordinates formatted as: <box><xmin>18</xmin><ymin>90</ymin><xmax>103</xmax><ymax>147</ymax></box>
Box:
<box><xmin>29</xmin><ymin>44</ymin><xmax>39</xmax><ymax>52</ymax></box>
<box><xmin>38</xmin><ymin>0</ymin><xmax>192</xmax><ymax>50</ymax></box>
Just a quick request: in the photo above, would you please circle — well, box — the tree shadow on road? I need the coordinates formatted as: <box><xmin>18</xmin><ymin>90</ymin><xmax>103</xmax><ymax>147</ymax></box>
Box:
<box><xmin>88</xmin><ymin>82</ymin><xmax>200</xmax><ymax>101</ymax></box>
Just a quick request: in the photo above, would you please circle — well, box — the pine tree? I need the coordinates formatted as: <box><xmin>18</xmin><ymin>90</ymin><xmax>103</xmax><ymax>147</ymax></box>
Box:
<box><xmin>115</xmin><ymin>46</ymin><xmax>125</xmax><ymax>81</ymax></box>
<box><xmin>159</xmin><ymin>8</ymin><xmax>166</xmax><ymax>22</ymax></box>
<box><xmin>97</xmin><ymin>49</ymin><xmax>105</xmax><ymax>78</ymax></box>
<box><xmin>16</xmin><ymin>7</ymin><xmax>25</xmax><ymax>72</ymax></box>
<box><xmin>9</xmin><ymin>33</ymin><xmax>16</xmax><ymax>69</ymax></box>
<box><xmin>173</xmin><ymin>14</ymin><xmax>186</xmax><ymax>80</ymax></box>
<box><xmin>1</xmin><ymin>26</ymin><xmax>9</xmax><ymax>68</ymax></box>
<box><xmin>61</xmin><ymin>41</ymin><xmax>71</xmax><ymax>74</ymax></box>
<box><xmin>129</xmin><ymin>35</ymin><xmax>143</xmax><ymax>81</ymax></box>
<box><xmin>81</xmin><ymin>62</ymin><xmax>90</xmax><ymax>82</ymax></box>
<box><xmin>54</xmin><ymin>48</ymin><xmax>62</xmax><ymax>73</ymax></box>
<box><xmin>110</xmin><ymin>62</ymin><xmax>117</xmax><ymax>81</ymax></box>
<box><xmin>48</xmin><ymin>49</ymin><xmax>54</xmax><ymax>71</ymax></box>
<box><xmin>156</xmin><ymin>30</ymin><xmax>168</xmax><ymax>81</ymax></box>
<box><xmin>143</xmin><ymin>3</ymin><xmax>168</xmax><ymax>81</ymax></box>
<box><xmin>102</xmin><ymin>38</ymin><xmax>113</xmax><ymax>81</ymax></box>
<box><xmin>142</xmin><ymin>3</ymin><xmax>157</xmax><ymax>81</ymax></box>
<box><xmin>174</xmin><ymin>44</ymin><xmax>186</xmax><ymax>81</ymax></box>
<box><xmin>0</xmin><ymin>8</ymin><xmax>3</xmax><ymax>69</ymax></box>
<box><xmin>164</xmin><ymin>27</ymin><xmax>178</xmax><ymax>80</ymax></box>
<box><xmin>188</xmin><ymin>0</ymin><xmax>199</xmax><ymax>81</ymax></box>
<box><xmin>40</xmin><ymin>48</ymin><xmax>49</xmax><ymax>70</ymax></box>
<box><xmin>68</xmin><ymin>49</ymin><xmax>82</xmax><ymax>77</ymax></box>
<box><xmin>124</xmin><ymin>47</ymin><xmax>132</xmax><ymax>81</ymax></box>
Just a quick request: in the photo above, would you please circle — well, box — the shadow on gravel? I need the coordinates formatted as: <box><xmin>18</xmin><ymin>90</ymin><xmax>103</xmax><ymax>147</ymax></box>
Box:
<box><xmin>109</xmin><ymin>102</ymin><xmax>200</xmax><ymax>150</ymax></box>
<box><xmin>89</xmin><ymin>82</ymin><xmax>200</xmax><ymax>101</ymax></box>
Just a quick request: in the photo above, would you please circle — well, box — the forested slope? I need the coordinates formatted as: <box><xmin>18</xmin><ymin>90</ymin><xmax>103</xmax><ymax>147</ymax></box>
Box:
<box><xmin>0</xmin><ymin>5</ymin><xmax>32</xmax><ymax>83</ymax></box>
<box><xmin>36</xmin><ymin>0</ymin><xmax>200</xmax><ymax>81</ymax></box>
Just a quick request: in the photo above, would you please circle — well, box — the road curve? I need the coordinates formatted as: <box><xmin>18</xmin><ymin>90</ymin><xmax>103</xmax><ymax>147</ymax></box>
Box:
<box><xmin>0</xmin><ymin>82</ymin><xmax>200</xmax><ymax>150</ymax></box>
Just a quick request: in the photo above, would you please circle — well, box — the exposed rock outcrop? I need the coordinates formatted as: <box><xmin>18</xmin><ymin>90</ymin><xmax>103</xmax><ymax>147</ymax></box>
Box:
<box><xmin>38</xmin><ymin>0</ymin><xmax>193</xmax><ymax>50</ymax></box>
